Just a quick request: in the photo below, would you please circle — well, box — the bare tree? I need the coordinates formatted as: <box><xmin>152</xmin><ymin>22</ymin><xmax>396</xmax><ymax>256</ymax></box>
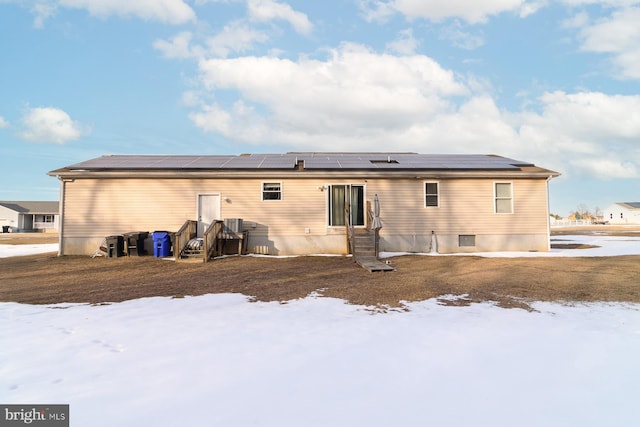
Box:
<box><xmin>575</xmin><ymin>204</ymin><xmax>591</xmax><ymax>219</ymax></box>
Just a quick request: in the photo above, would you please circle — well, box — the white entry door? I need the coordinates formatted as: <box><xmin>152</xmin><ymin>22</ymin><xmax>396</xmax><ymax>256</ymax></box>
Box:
<box><xmin>197</xmin><ymin>194</ymin><xmax>221</xmax><ymax>237</ymax></box>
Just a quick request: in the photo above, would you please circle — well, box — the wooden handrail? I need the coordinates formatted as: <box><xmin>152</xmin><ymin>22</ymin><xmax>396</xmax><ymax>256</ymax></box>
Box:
<box><xmin>204</xmin><ymin>220</ymin><xmax>223</xmax><ymax>262</ymax></box>
<box><xmin>175</xmin><ymin>219</ymin><xmax>197</xmax><ymax>259</ymax></box>
<box><xmin>345</xmin><ymin>205</ymin><xmax>356</xmax><ymax>259</ymax></box>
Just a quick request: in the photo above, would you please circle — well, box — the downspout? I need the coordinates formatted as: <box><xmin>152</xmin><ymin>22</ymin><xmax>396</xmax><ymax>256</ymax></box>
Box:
<box><xmin>57</xmin><ymin>176</ymin><xmax>66</xmax><ymax>256</ymax></box>
<box><xmin>545</xmin><ymin>175</ymin><xmax>552</xmax><ymax>252</ymax></box>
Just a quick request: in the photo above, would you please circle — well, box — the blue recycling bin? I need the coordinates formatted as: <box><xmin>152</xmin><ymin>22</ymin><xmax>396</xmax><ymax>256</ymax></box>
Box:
<box><xmin>152</xmin><ymin>231</ymin><xmax>172</xmax><ymax>258</ymax></box>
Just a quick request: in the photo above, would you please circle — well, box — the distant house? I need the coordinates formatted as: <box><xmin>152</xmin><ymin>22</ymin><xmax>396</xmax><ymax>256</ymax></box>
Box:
<box><xmin>603</xmin><ymin>202</ymin><xmax>640</xmax><ymax>225</ymax></box>
<box><xmin>0</xmin><ymin>201</ymin><xmax>60</xmax><ymax>233</ymax></box>
<box><xmin>48</xmin><ymin>153</ymin><xmax>559</xmax><ymax>256</ymax></box>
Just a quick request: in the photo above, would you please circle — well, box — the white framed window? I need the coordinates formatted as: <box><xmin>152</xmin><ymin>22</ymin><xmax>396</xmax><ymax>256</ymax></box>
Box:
<box><xmin>494</xmin><ymin>182</ymin><xmax>513</xmax><ymax>214</ymax></box>
<box><xmin>262</xmin><ymin>182</ymin><xmax>282</xmax><ymax>201</ymax></box>
<box><xmin>424</xmin><ymin>182</ymin><xmax>439</xmax><ymax>207</ymax></box>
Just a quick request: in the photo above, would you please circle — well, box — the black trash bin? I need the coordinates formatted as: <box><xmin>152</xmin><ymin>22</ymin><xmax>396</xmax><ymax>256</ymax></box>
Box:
<box><xmin>105</xmin><ymin>235</ymin><xmax>124</xmax><ymax>258</ymax></box>
<box><xmin>1</xmin><ymin>226</ymin><xmax>9</xmax><ymax>233</ymax></box>
<box><xmin>124</xmin><ymin>231</ymin><xmax>149</xmax><ymax>256</ymax></box>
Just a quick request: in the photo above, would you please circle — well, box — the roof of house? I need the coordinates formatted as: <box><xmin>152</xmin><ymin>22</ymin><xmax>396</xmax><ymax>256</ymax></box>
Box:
<box><xmin>49</xmin><ymin>153</ymin><xmax>559</xmax><ymax>178</ymax></box>
<box><xmin>614</xmin><ymin>202</ymin><xmax>640</xmax><ymax>210</ymax></box>
<box><xmin>0</xmin><ymin>201</ymin><xmax>59</xmax><ymax>214</ymax></box>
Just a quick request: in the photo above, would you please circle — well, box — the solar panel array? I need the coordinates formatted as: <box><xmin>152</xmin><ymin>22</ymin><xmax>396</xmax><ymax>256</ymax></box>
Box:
<box><xmin>66</xmin><ymin>153</ymin><xmax>533</xmax><ymax>171</ymax></box>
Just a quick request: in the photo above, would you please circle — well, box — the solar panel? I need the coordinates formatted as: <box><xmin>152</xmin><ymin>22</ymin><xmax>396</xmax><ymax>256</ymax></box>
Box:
<box><xmin>63</xmin><ymin>153</ymin><xmax>532</xmax><ymax>172</ymax></box>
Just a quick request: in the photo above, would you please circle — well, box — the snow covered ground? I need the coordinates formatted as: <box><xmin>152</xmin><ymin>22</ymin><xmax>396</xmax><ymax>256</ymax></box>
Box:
<box><xmin>1</xmin><ymin>234</ymin><xmax>640</xmax><ymax>427</ymax></box>
<box><xmin>381</xmin><ymin>233</ymin><xmax>640</xmax><ymax>258</ymax></box>
<box><xmin>0</xmin><ymin>243</ymin><xmax>58</xmax><ymax>258</ymax></box>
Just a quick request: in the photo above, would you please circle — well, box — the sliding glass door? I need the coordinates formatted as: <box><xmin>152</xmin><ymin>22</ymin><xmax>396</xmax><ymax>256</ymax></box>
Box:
<box><xmin>328</xmin><ymin>185</ymin><xmax>364</xmax><ymax>226</ymax></box>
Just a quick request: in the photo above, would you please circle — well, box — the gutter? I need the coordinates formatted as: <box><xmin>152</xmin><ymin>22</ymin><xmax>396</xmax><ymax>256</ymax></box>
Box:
<box><xmin>546</xmin><ymin>174</ymin><xmax>554</xmax><ymax>252</ymax></box>
<box><xmin>48</xmin><ymin>169</ymin><xmax>561</xmax><ymax>180</ymax></box>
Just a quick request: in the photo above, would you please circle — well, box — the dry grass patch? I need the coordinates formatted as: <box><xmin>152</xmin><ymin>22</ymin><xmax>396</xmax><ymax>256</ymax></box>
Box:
<box><xmin>0</xmin><ymin>233</ymin><xmax>58</xmax><ymax>245</ymax></box>
<box><xmin>2</xmin><ymin>228</ymin><xmax>639</xmax><ymax>310</ymax></box>
<box><xmin>1</xmin><ymin>251</ymin><xmax>639</xmax><ymax>310</ymax></box>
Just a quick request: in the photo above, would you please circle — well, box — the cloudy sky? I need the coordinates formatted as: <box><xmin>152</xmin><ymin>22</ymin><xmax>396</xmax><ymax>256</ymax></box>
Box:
<box><xmin>1</xmin><ymin>0</ymin><xmax>639</xmax><ymax>215</ymax></box>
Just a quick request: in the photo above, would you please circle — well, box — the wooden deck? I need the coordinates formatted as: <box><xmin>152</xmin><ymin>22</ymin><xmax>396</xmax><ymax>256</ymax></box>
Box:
<box><xmin>354</xmin><ymin>255</ymin><xmax>394</xmax><ymax>272</ymax></box>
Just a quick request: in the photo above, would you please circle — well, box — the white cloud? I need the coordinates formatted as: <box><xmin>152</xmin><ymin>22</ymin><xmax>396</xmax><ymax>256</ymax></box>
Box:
<box><xmin>519</xmin><ymin>0</ymin><xmax>547</xmax><ymax>17</ymax></box>
<box><xmin>31</xmin><ymin>0</ymin><xmax>57</xmax><ymax>28</ymax></box>
<box><xmin>358</xmin><ymin>0</ymin><xmax>396</xmax><ymax>22</ymax></box>
<box><xmin>190</xmin><ymin>100</ymin><xmax>269</xmax><ymax>142</ymax></box>
<box><xmin>578</xmin><ymin>8</ymin><xmax>640</xmax><ymax>53</ymax></box>
<box><xmin>439</xmin><ymin>21</ymin><xmax>485</xmax><ymax>49</ymax></box>
<box><xmin>59</xmin><ymin>0</ymin><xmax>196</xmax><ymax>24</ymax></box>
<box><xmin>561</xmin><ymin>11</ymin><xmax>590</xmax><ymax>29</ymax></box>
<box><xmin>569</xmin><ymin>157</ymin><xmax>638</xmax><ymax>179</ymax></box>
<box><xmin>426</xmin><ymin>97</ymin><xmax>518</xmax><ymax>153</ymax></box>
<box><xmin>18</xmin><ymin>107</ymin><xmax>88</xmax><ymax>144</ymax></box>
<box><xmin>360</xmin><ymin>0</ymin><xmax>541</xmax><ymax>24</ymax></box>
<box><xmin>0</xmin><ymin>116</ymin><xmax>9</xmax><ymax>128</ymax></box>
<box><xmin>536</xmin><ymin>91</ymin><xmax>640</xmax><ymax>140</ymax></box>
<box><xmin>386</xmin><ymin>28</ymin><xmax>419</xmax><ymax>55</ymax></box>
<box><xmin>154</xmin><ymin>22</ymin><xmax>269</xmax><ymax>60</ymax></box>
<box><xmin>186</xmin><ymin>41</ymin><xmax>640</xmax><ymax>180</ymax></box>
<box><xmin>153</xmin><ymin>32</ymin><xmax>200</xmax><ymax>59</ymax></box>
<box><xmin>181</xmin><ymin>91</ymin><xmax>203</xmax><ymax>107</ymax></box>
<box><xmin>561</xmin><ymin>0</ymin><xmax>640</xmax><ymax>6</ymax></box>
<box><xmin>194</xmin><ymin>0</ymin><xmax>241</xmax><ymax>4</ymax></box>
<box><xmin>189</xmin><ymin>103</ymin><xmax>233</xmax><ymax>134</ymax></box>
<box><xmin>247</xmin><ymin>0</ymin><xmax>313</xmax><ymax>35</ymax></box>
<box><xmin>194</xmin><ymin>43</ymin><xmax>467</xmax><ymax>142</ymax></box>
<box><xmin>205</xmin><ymin>21</ymin><xmax>269</xmax><ymax>57</ymax></box>
<box><xmin>514</xmin><ymin>91</ymin><xmax>640</xmax><ymax>178</ymax></box>
<box><xmin>575</xmin><ymin>7</ymin><xmax>640</xmax><ymax>79</ymax></box>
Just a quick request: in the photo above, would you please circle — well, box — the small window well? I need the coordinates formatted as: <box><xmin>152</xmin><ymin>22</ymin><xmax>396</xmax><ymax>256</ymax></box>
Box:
<box><xmin>459</xmin><ymin>235</ymin><xmax>476</xmax><ymax>247</ymax></box>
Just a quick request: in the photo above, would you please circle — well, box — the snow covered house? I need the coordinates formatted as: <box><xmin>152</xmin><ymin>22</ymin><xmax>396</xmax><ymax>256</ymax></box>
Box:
<box><xmin>48</xmin><ymin>153</ymin><xmax>559</xmax><ymax>256</ymax></box>
<box><xmin>0</xmin><ymin>201</ymin><xmax>59</xmax><ymax>233</ymax></box>
<box><xmin>603</xmin><ymin>202</ymin><xmax>640</xmax><ymax>225</ymax></box>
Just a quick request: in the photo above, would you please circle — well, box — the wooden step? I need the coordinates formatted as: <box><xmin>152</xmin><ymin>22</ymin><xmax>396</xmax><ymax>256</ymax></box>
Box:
<box><xmin>354</xmin><ymin>255</ymin><xmax>394</xmax><ymax>272</ymax></box>
<box><xmin>176</xmin><ymin>257</ymin><xmax>205</xmax><ymax>263</ymax></box>
<box><xmin>180</xmin><ymin>248</ymin><xmax>204</xmax><ymax>260</ymax></box>
<box><xmin>349</xmin><ymin>228</ymin><xmax>390</xmax><ymax>271</ymax></box>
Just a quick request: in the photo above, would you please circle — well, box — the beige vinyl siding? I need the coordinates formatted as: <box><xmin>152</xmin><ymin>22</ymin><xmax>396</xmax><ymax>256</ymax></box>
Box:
<box><xmin>368</xmin><ymin>178</ymin><xmax>549</xmax><ymax>236</ymax></box>
<box><xmin>61</xmin><ymin>174</ymin><xmax>551</xmax><ymax>254</ymax></box>
<box><xmin>62</xmin><ymin>178</ymin><xmax>332</xmax><ymax>238</ymax></box>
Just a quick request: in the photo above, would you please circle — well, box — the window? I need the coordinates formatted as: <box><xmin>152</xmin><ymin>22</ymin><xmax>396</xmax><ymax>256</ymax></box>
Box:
<box><xmin>459</xmin><ymin>235</ymin><xmax>476</xmax><ymax>247</ymax></box>
<box><xmin>262</xmin><ymin>182</ymin><xmax>282</xmax><ymax>200</ymax></box>
<box><xmin>495</xmin><ymin>182</ymin><xmax>513</xmax><ymax>214</ymax></box>
<box><xmin>43</xmin><ymin>215</ymin><xmax>54</xmax><ymax>223</ymax></box>
<box><xmin>425</xmin><ymin>182</ymin><xmax>439</xmax><ymax>207</ymax></box>
<box><xmin>328</xmin><ymin>185</ymin><xmax>364</xmax><ymax>226</ymax></box>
